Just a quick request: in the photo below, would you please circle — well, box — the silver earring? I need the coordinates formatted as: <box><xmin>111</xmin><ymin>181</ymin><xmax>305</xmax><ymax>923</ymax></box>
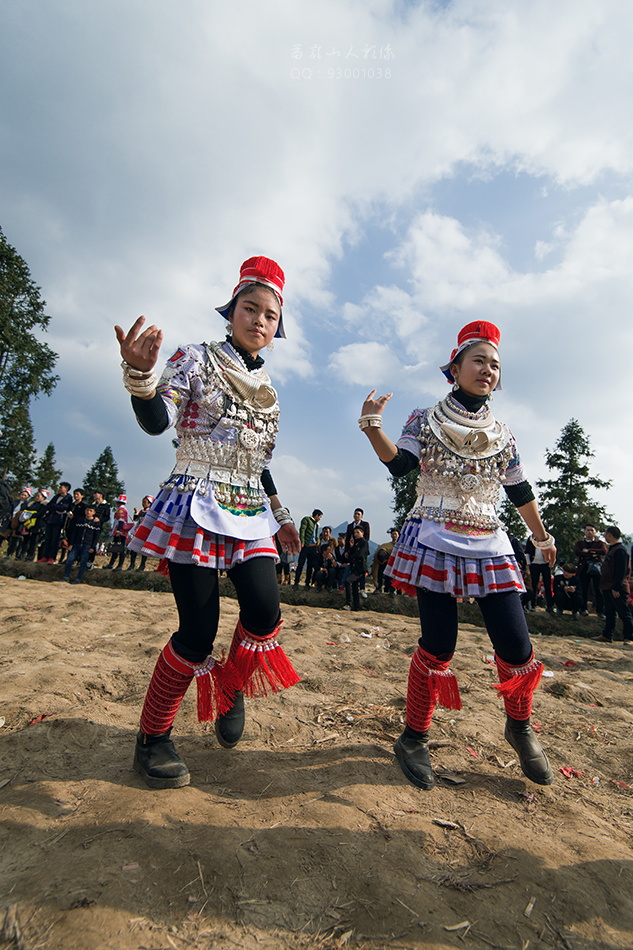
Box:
<box><xmin>452</xmin><ymin>380</ymin><xmax>459</xmax><ymax>392</ymax></box>
<box><xmin>488</xmin><ymin>392</ymin><xmax>494</xmax><ymax>403</ymax></box>
<box><xmin>266</xmin><ymin>341</ymin><xmax>275</xmax><ymax>352</ymax></box>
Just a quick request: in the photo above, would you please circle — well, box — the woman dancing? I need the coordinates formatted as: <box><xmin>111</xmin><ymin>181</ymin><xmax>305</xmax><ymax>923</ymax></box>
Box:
<box><xmin>115</xmin><ymin>256</ymin><xmax>301</xmax><ymax>789</ymax></box>
<box><xmin>359</xmin><ymin>321</ymin><xmax>555</xmax><ymax>790</ymax></box>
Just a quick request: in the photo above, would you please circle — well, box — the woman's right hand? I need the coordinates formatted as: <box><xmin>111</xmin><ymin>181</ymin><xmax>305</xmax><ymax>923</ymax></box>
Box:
<box><xmin>361</xmin><ymin>389</ymin><xmax>392</xmax><ymax>417</ymax></box>
<box><xmin>114</xmin><ymin>316</ymin><xmax>163</xmax><ymax>373</ymax></box>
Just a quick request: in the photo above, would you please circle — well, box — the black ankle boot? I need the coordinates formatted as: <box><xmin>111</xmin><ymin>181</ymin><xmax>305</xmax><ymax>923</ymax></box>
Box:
<box><xmin>394</xmin><ymin>731</ymin><xmax>434</xmax><ymax>790</ymax></box>
<box><xmin>214</xmin><ymin>690</ymin><xmax>245</xmax><ymax>749</ymax></box>
<box><xmin>133</xmin><ymin>730</ymin><xmax>190</xmax><ymax>789</ymax></box>
<box><xmin>505</xmin><ymin>717</ymin><xmax>554</xmax><ymax>786</ymax></box>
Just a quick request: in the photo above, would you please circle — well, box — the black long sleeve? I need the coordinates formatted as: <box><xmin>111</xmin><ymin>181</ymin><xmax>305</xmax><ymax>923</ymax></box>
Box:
<box><xmin>503</xmin><ymin>480</ymin><xmax>535</xmax><ymax>507</ymax></box>
<box><xmin>261</xmin><ymin>469</ymin><xmax>278</xmax><ymax>497</ymax></box>
<box><xmin>131</xmin><ymin>393</ymin><xmax>169</xmax><ymax>434</ymax></box>
<box><xmin>381</xmin><ymin>448</ymin><xmax>419</xmax><ymax>477</ymax></box>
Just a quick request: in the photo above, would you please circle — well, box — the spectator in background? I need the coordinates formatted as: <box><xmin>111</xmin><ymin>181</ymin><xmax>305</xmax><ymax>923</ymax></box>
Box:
<box><xmin>3</xmin><ymin>487</ymin><xmax>32</xmax><ymax>558</ymax></box>
<box><xmin>525</xmin><ymin>535</ymin><xmax>555</xmax><ymax>614</ymax></box>
<box><xmin>333</xmin><ymin>532</ymin><xmax>348</xmax><ymax>590</ymax></box>
<box><xmin>17</xmin><ymin>489</ymin><xmax>49</xmax><ymax>561</ymax></box>
<box><xmin>87</xmin><ymin>489</ymin><xmax>111</xmax><ymax>569</ymax></box>
<box><xmin>574</xmin><ymin>524</ymin><xmax>607</xmax><ymax>618</ymax></box>
<box><xmin>553</xmin><ymin>563</ymin><xmax>583</xmax><ymax>619</ymax></box>
<box><xmin>345</xmin><ymin>508</ymin><xmax>370</xmax><ymax>598</ymax></box>
<box><xmin>594</xmin><ymin>526</ymin><xmax>633</xmax><ymax>644</ymax></box>
<box><xmin>61</xmin><ymin>506</ymin><xmax>101</xmax><ymax>585</ymax></box>
<box><xmin>373</xmin><ymin>528</ymin><xmax>399</xmax><ymax>595</ymax></box>
<box><xmin>274</xmin><ymin>533</ymin><xmax>291</xmax><ymax>584</ymax></box>
<box><xmin>103</xmin><ymin>494</ymin><xmax>133</xmax><ymax>571</ymax></box>
<box><xmin>39</xmin><ymin>481</ymin><xmax>72</xmax><ymax>563</ymax></box>
<box><xmin>313</xmin><ymin>527</ymin><xmax>337</xmax><ymax>592</ymax></box>
<box><xmin>294</xmin><ymin>508</ymin><xmax>322</xmax><ymax>588</ymax></box>
<box><xmin>127</xmin><ymin>495</ymin><xmax>154</xmax><ymax>571</ymax></box>
<box><xmin>60</xmin><ymin>488</ymin><xmax>87</xmax><ymax>563</ymax></box>
<box><xmin>344</xmin><ymin>526</ymin><xmax>369</xmax><ymax>611</ymax></box>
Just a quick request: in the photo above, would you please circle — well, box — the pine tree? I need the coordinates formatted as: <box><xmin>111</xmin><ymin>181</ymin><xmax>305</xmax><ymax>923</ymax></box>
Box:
<box><xmin>83</xmin><ymin>447</ymin><xmax>125</xmax><ymax>503</ymax></box>
<box><xmin>498</xmin><ymin>495</ymin><xmax>527</xmax><ymax>543</ymax></box>
<box><xmin>389</xmin><ymin>469</ymin><xmax>419</xmax><ymax>530</ymax></box>
<box><xmin>0</xmin><ymin>227</ymin><xmax>58</xmax><ymax>404</ymax></box>
<box><xmin>33</xmin><ymin>442</ymin><xmax>63</xmax><ymax>493</ymax></box>
<box><xmin>0</xmin><ymin>401</ymin><xmax>36</xmax><ymax>491</ymax></box>
<box><xmin>536</xmin><ymin>419</ymin><xmax>612</xmax><ymax>562</ymax></box>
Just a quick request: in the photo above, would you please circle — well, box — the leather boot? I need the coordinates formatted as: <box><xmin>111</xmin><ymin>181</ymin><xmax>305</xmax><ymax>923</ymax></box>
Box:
<box><xmin>394</xmin><ymin>731</ymin><xmax>434</xmax><ymax>790</ymax></box>
<box><xmin>133</xmin><ymin>730</ymin><xmax>190</xmax><ymax>789</ymax></box>
<box><xmin>505</xmin><ymin>717</ymin><xmax>553</xmax><ymax>786</ymax></box>
<box><xmin>214</xmin><ymin>690</ymin><xmax>245</xmax><ymax>749</ymax></box>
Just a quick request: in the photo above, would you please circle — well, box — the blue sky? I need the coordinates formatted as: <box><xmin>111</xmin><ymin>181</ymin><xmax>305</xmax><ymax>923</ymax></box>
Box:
<box><xmin>2</xmin><ymin>0</ymin><xmax>632</xmax><ymax>543</ymax></box>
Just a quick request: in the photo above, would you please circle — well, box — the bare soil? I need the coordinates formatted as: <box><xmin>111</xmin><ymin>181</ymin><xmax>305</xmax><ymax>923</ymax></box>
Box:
<box><xmin>2</xmin><ymin>568</ymin><xmax>633</xmax><ymax>950</ymax></box>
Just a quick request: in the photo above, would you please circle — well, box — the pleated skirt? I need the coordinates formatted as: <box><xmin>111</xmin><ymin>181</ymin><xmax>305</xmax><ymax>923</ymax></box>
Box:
<box><xmin>127</xmin><ymin>481</ymin><xmax>278</xmax><ymax>569</ymax></box>
<box><xmin>385</xmin><ymin>517</ymin><xmax>524</xmax><ymax>599</ymax></box>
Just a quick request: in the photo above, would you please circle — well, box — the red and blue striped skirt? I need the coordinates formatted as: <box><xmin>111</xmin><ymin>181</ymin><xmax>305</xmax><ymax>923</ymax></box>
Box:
<box><xmin>385</xmin><ymin>517</ymin><xmax>524</xmax><ymax>599</ymax></box>
<box><xmin>127</xmin><ymin>483</ymin><xmax>278</xmax><ymax>569</ymax></box>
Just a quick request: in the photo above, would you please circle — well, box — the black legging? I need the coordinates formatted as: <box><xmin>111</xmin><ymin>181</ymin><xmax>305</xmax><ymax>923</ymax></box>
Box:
<box><xmin>416</xmin><ymin>588</ymin><xmax>532</xmax><ymax>666</ymax></box>
<box><xmin>169</xmin><ymin>557</ymin><xmax>281</xmax><ymax>663</ymax></box>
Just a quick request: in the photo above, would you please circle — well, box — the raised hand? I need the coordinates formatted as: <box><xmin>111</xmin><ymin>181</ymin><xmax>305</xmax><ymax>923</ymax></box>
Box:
<box><xmin>361</xmin><ymin>389</ymin><xmax>393</xmax><ymax>417</ymax></box>
<box><xmin>114</xmin><ymin>316</ymin><xmax>163</xmax><ymax>373</ymax></box>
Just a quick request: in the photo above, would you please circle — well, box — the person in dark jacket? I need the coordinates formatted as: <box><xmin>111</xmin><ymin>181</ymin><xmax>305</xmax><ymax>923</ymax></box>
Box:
<box><xmin>39</xmin><ymin>482</ymin><xmax>72</xmax><ymax>563</ymax></box>
<box><xmin>594</xmin><ymin>527</ymin><xmax>633</xmax><ymax>644</ymax></box>
<box><xmin>574</xmin><ymin>524</ymin><xmax>607</xmax><ymax>617</ymax></box>
<box><xmin>61</xmin><ymin>507</ymin><xmax>101</xmax><ymax>584</ymax></box>
<box><xmin>344</xmin><ymin>526</ymin><xmax>369</xmax><ymax>611</ymax></box>
<box><xmin>553</xmin><ymin>564</ymin><xmax>583</xmax><ymax>619</ymax></box>
<box><xmin>16</xmin><ymin>490</ymin><xmax>49</xmax><ymax>561</ymax></box>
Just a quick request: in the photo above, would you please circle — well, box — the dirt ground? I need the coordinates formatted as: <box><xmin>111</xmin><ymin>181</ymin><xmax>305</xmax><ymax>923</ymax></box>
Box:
<box><xmin>2</xmin><ymin>569</ymin><xmax>633</xmax><ymax>950</ymax></box>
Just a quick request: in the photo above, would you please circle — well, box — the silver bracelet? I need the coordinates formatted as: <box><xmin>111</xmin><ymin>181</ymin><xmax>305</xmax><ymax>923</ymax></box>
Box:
<box><xmin>358</xmin><ymin>414</ymin><xmax>383</xmax><ymax>431</ymax></box>
<box><xmin>121</xmin><ymin>360</ymin><xmax>154</xmax><ymax>379</ymax></box>
<box><xmin>272</xmin><ymin>506</ymin><xmax>295</xmax><ymax>527</ymax></box>
<box><xmin>123</xmin><ymin>370</ymin><xmax>158</xmax><ymax>396</ymax></box>
<box><xmin>530</xmin><ymin>532</ymin><xmax>555</xmax><ymax>550</ymax></box>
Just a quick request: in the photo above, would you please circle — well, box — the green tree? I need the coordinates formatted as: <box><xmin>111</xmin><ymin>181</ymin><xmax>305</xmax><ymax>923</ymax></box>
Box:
<box><xmin>498</xmin><ymin>495</ymin><xmax>527</xmax><ymax>543</ymax></box>
<box><xmin>536</xmin><ymin>419</ymin><xmax>612</xmax><ymax>562</ymax></box>
<box><xmin>83</xmin><ymin>446</ymin><xmax>125</xmax><ymax>502</ymax></box>
<box><xmin>0</xmin><ymin>227</ymin><xmax>58</xmax><ymax>405</ymax></box>
<box><xmin>389</xmin><ymin>469</ymin><xmax>419</xmax><ymax>530</ymax></box>
<box><xmin>33</xmin><ymin>442</ymin><xmax>63</xmax><ymax>493</ymax></box>
<box><xmin>0</xmin><ymin>402</ymin><xmax>35</xmax><ymax>491</ymax></box>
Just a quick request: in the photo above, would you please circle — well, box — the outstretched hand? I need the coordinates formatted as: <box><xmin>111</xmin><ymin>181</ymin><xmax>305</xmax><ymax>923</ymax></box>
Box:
<box><xmin>361</xmin><ymin>389</ymin><xmax>393</xmax><ymax>417</ymax></box>
<box><xmin>277</xmin><ymin>523</ymin><xmax>301</xmax><ymax>556</ymax></box>
<box><xmin>114</xmin><ymin>316</ymin><xmax>163</xmax><ymax>373</ymax></box>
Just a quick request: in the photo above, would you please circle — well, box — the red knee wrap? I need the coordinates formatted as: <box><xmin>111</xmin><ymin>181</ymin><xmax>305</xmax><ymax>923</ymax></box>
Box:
<box><xmin>228</xmin><ymin>619</ymin><xmax>300</xmax><ymax>697</ymax></box>
<box><xmin>406</xmin><ymin>646</ymin><xmax>462</xmax><ymax>733</ymax></box>
<box><xmin>494</xmin><ymin>651</ymin><xmax>543</xmax><ymax>720</ymax></box>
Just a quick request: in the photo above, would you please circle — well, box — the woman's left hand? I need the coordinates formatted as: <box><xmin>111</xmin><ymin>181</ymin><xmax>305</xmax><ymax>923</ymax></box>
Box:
<box><xmin>277</xmin><ymin>523</ymin><xmax>300</xmax><ymax>556</ymax></box>
<box><xmin>361</xmin><ymin>389</ymin><xmax>392</xmax><ymax>417</ymax></box>
<box><xmin>543</xmin><ymin>544</ymin><xmax>556</xmax><ymax>567</ymax></box>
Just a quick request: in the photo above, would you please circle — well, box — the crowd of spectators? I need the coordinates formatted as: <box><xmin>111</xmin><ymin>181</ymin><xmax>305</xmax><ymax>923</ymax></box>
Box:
<box><xmin>515</xmin><ymin>522</ymin><xmax>633</xmax><ymax>643</ymax></box>
<box><xmin>0</xmin><ymin>485</ymin><xmax>154</xmax><ymax>583</ymax></box>
<box><xmin>3</xmin><ymin>484</ymin><xmax>632</xmax><ymax>641</ymax></box>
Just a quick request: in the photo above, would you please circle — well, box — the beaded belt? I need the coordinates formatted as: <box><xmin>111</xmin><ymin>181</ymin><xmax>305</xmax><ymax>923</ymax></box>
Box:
<box><xmin>412</xmin><ymin>493</ymin><xmax>501</xmax><ymax>532</ymax></box>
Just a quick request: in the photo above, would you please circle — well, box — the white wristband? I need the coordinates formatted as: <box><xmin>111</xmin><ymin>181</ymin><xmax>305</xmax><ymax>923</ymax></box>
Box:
<box><xmin>530</xmin><ymin>532</ymin><xmax>555</xmax><ymax>550</ymax></box>
<box><xmin>272</xmin><ymin>506</ymin><xmax>295</xmax><ymax>527</ymax></box>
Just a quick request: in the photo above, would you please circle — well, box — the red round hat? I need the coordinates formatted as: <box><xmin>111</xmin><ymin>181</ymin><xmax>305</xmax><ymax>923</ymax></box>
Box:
<box><xmin>216</xmin><ymin>256</ymin><xmax>286</xmax><ymax>339</ymax></box>
<box><xmin>440</xmin><ymin>321</ymin><xmax>501</xmax><ymax>386</ymax></box>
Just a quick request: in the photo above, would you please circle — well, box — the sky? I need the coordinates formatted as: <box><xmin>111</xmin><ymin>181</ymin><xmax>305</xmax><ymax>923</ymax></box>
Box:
<box><xmin>1</xmin><ymin>0</ymin><xmax>633</xmax><ymax>543</ymax></box>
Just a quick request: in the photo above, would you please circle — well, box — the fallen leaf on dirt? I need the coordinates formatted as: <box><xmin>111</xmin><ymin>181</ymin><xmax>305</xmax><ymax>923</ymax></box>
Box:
<box><xmin>28</xmin><ymin>714</ymin><xmax>51</xmax><ymax>726</ymax></box>
<box><xmin>433</xmin><ymin>819</ymin><xmax>460</xmax><ymax>830</ymax></box>
<box><xmin>559</xmin><ymin>767</ymin><xmax>584</xmax><ymax>779</ymax></box>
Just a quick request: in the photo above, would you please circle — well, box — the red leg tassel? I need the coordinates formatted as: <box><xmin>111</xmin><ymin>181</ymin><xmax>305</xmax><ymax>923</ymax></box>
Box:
<box><xmin>228</xmin><ymin>620</ymin><xmax>300</xmax><ymax>697</ymax></box>
<box><xmin>194</xmin><ymin>654</ymin><xmax>240</xmax><ymax>722</ymax></box>
<box><xmin>494</xmin><ymin>652</ymin><xmax>544</xmax><ymax>720</ymax></box>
